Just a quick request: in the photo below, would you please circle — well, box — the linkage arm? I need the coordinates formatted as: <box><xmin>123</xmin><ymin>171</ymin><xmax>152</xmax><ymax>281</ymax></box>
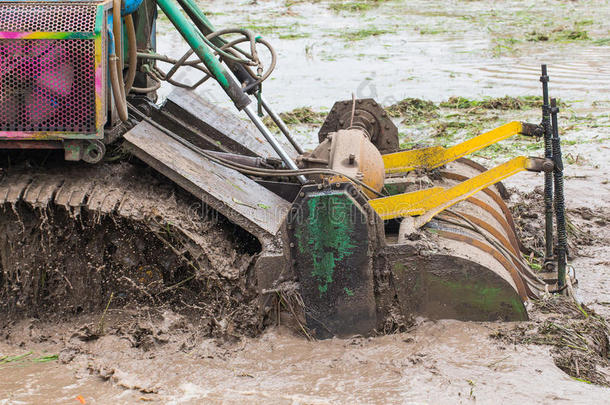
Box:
<box><xmin>383</xmin><ymin>121</ymin><xmax>542</xmax><ymax>174</ymax></box>
<box><xmin>370</xmin><ymin>156</ymin><xmax>553</xmax><ymax>227</ymax></box>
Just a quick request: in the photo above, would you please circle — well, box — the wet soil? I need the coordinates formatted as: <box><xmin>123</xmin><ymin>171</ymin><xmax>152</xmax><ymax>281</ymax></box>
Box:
<box><xmin>493</xmin><ymin>297</ymin><xmax>610</xmax><ymax>386</ymax></box>
<box><xmin>0</xmin><ymin>162</ymin><xmax>263</xmax><ymax>339</ymax></box>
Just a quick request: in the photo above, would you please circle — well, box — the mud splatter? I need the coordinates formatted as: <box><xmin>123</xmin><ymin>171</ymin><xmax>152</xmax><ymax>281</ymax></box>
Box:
<box><xmin>0</xmin><ymin>163</ymin><xmax>262</xmax><ymax>339</ymax></box>
<box><xmin>492</xmin><ymin>296</ymin><xmax>610</xmax><ymax>386</ymax></box>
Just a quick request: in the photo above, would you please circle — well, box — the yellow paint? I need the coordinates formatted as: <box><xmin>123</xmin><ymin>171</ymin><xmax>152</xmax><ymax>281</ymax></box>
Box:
<box><xmin>371</xmin><ymin>157</ymin><xmax>533</xmax><ymax>225</ymax></box>
<box><xmin>383</xmin><ymin>121</ymin><xmax>524</xmax><ymax>174</ymax></box>
<box><xmin>94</xmin><ymin>35</ymin><xmax>104</xmax><ymax>131</ymax></box>
<box><xmin>368</xmin><ymin>187</ymin><xmax>443</xmax><ymax>220</ymax></box>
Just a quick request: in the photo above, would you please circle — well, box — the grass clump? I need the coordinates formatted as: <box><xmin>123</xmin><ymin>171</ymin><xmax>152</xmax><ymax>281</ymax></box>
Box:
<box><xmin>593</xmin><ymin>38</ymin><xmax>610</xmax><ymax>46</ymax></box>
<box><xmin>278</xmin><ymin>33</ymin><xmax>311</xmax><ymax>40</ymax></box>
<box><xmin>329</xmin><ymin>0</ymin><xmax>388</xmax><ymax>12</ymax></box>
<box><xmin>440</xmin><ymin>96</ymin><xmax>545</xmax><ymax>110</ymax></box>
<box><xmin>492</xmin><ymin>296</ymin><xmax>610</xmax><ymax>387</ymax></box>
<box><xmin>527</xmin><ymin>28</ymin><xmax>590</xmax><ymax>43</ymax></box>
<box><xmin>338</xmin><ymin>27</ymin><xmax>393</xmax><ymax>41</ymax></box>
<box><xmin>263</xmin><ymin>107</ymin><xmax>327</xmax><ymax>128</ymax></box>
<box><xmin>385</xmin><ymin>98</ymin><xmax>439</xmax><ymax>124</ymax></box>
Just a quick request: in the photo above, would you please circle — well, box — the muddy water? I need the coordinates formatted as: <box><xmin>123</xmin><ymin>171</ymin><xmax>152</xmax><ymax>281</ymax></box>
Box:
<box><xmin>2</xmin><ymin>0</ymin><xmax>610</xmax><ymax>403</ymax></box>
<box><xmin>156</xmin><ymin>0</ymin><xmax>610</xmax><ymax>112</ymax></box>
<box><xmin>1</xmin><ymin>320</ymin><xmax>608</xmax><ymax>404</ymax></box>
<box><xmin>0</xmin><ymin>348</ymin><xmax>140</xmax><ymax>404</ymax></box>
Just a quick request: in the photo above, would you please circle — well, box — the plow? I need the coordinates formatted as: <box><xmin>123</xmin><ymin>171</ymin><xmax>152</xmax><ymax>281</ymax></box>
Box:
<box><xmin>0</xmin><ymin>0</ymin><xmax>570</xmax><ymax>338</ymax></box>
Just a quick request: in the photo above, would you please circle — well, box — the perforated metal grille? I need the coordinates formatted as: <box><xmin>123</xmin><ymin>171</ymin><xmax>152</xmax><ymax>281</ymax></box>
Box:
<box><xmin>0</xmin><ymin>39</ymin><xmax>96</xmax><ymax>133</ymax></box>
<box><xmin>0</xmin><ymin>3</ymin><xmax>97</xmax><ymax>33</ymax></box>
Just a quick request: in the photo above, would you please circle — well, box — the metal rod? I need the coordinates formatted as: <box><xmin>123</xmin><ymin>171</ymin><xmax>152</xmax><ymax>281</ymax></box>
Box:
<box><xmin>550</xmin><ymin>98</ymin><xmax>567</xmax><ymax>289</ymax></box>
<box><xmin>154</xmin><ymin>0</ymin><xmax>250</xmax><ymax>110</ymax></box>
<box><xmin>261</xmin><ymin>96</ymin><xmax>305</xmax><ymax>155</ymax></box>
<box><xmin>243</xmin><ymin>104</ymin><xmax>307</xmax><ymax>184</ymax></box>
<box><xmin>540</xmin><ymin>64</ymin><xmax>555</xmax><ymax>267</ymax></box>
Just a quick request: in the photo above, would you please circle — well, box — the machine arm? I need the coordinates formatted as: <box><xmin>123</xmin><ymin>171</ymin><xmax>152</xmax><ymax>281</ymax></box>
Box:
<box><xmin>383</xmin><ymin>121</ymin><xmax>542</xmax><ymax>174</ymax></box>
<box><xmin>369</xmin><ymin>156</ymin><xmax>553</xmax><ymax>226</ymax></box>
<box><xmin>154</xmin><ymin>0</ymin><xmax>251</xmax><ymax>110</ymax></box>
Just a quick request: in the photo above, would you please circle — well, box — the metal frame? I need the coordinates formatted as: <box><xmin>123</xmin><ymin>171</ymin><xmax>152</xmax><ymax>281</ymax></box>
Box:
<box><xmin>0</xmin><ymin>0</ymin><xmax>110</xmax><ymax>141</ymax></box>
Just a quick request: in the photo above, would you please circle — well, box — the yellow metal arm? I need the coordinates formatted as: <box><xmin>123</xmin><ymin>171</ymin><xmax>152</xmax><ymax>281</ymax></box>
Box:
<box><xmin>370</xmin><ymin>156</ymin><xmax>547</xmax><ymax>226</ymax></box>
<box><xmin>383</xmin><ymin>121</ymin><xmax>526</xmax><ymax>174</ymax></box>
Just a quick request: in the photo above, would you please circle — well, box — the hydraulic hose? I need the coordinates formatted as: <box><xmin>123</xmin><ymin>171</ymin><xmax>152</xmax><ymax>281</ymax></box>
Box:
<box><xmin>109</xmin><ymin>0</ymin><xmax>128</xmax><ymax>122</ymax></box>
<box><xmin>109</xmin><ymin>0</ymin><xmax>137</xmax><ymax>122</ymax></box>
<box><xmin>108</xmin><ymin>30</ymin><xmax>129</xmax><ymax>122</ymax></box>
<box><xmin>126</xmin><ymin>103</ymin><xmax>385</xmax><ymax>198</ymax></box>
<box><xmin>112</xmin><ymin>0</ymin><xmax>123</xmax><ymax>66</ymax></box>
<box><xmin>124</xmin><ymin>14</ymin><xmax>138</xmax><ymax>94</ymax></box>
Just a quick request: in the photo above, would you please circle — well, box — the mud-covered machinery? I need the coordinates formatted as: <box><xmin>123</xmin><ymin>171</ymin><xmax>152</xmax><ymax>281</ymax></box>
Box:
<box><xmin>0</xmin><ymin>0</ymin><xmax>569</xmax><ymax>338</ymax></box>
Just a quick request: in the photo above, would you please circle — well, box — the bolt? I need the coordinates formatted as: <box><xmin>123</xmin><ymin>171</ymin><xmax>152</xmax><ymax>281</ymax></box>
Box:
<box><xmin>300</xmin><ymin>192</ymin><xmax>305</xmax><ymax>197</ymax></box>
<box><xmin>349</xmin><ymin>153</ymin><xmax>356</xmax><ymax>165</ymax></box>
<box><xmin>542</xmin><ymin>159</ymin><xmax>555</xmax><ymax>172</ymax></box>
<box><xmin>381</xmin><ymin>112</ymin><xmax>387</xmax><ymax>117</ymax></box>
<box><xmin>317</xmin><ymin>183</ymin><xmax>323</xmax><ymax>189</ymax></box>
<box><xmin>289</xmin><ymin>242</ymin><xmax>295</xmax><ymax>248</ymax></box>
<box><xmin>336</xmin><ymin>182</ymin><xmax>341</xmax><ymax>188</ymax></box>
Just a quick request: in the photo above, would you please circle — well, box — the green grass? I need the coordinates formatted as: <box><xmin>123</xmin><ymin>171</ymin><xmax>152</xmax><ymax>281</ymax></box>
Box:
<box><xmin>242</xmin><ymin>23</ymin><xmax>300</xmax><ymax>35</ymax></box>
<box><xmin>417</xmin><ymin>27</ymin><xmax>449</xmax><ymax>35</ymax></box>
<box><xmin>263</xmin><ymin>107</ymin><xmax>327</xmax><ymax>128</ymax></box>
<box><xmin>439</xmin><ymin>96</ymin><xmax>546</xmax><ymax>110</ymax></box>
<box><xmin>329</xmin><ymin>0</ymin><xmax>389</xmax><ymax>13</ymax></box>
<box><xmin>526</xmin><ymin>29</ymin><xmax>590</xmax><ymax>42</ymax></box>
<box><xmin>0</xmin><ymin>352</ymin><xmax>58</xmax><ymax>365</ymax></box>
<box><xmin>385</xmin><ymin>98</ymin><xmax>439</xmax><ymax>124</ymax></box>
<box><xmin>593</xmin><ymin>38</ymin><xmax>610</xmax><ymax>46</ymax></box>
<box><xmin>278</xmin><ymin>33</ymin><xmax>311</xmax><ymax>40</ymax></box>
<box><xmin>337</xmin><ymin>27</ymin><xmax>393</xmax><ymax>41</ymax></box>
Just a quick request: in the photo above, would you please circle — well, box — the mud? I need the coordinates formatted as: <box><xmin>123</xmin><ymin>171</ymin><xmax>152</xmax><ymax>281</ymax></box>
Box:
<box><xmin>2</xmin><ymin>309</ymin><xmax>610</xmax><ymax>404</ymax></box>
<box><xmin>493</xmin><ymin>297</ymin><xmax>610</xmax><ymax>386</ymax></box>
<box><xmin>0</xmin><ymin>162</ymin><xmax>263</xmax><ymax>339</ymax></box>
<box><xmin>510</xmin><ymin>188</ymin><xmax>607</xmax><ymax>262</ymax></box>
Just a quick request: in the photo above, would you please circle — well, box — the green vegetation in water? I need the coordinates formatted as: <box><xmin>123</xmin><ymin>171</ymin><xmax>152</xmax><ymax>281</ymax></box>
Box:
<box><xmin>279</xmin><ymin>107</ymin><xmax>326</xmax><ymax>125</ymax></box>
<box><xmin>492</xmin><ymin>296</ymin><xmax>610</xmax><ymax>387</ymax></box>
<box><xmin>263</xmin><ymin>107</ymin><xmax>327</xmax><ymax>129</ymax></box>
<box><xmin>329</xmin><ymin>0</ymin><xmax>389</xmax><ymax>13</ymax></box>
<box><xmin>593</xmin><ymin>37</ymin><xmax>610</xmax><ymax>46</ymax></box>
<box><xmin>385</xmin><ymin>98</ymin><xmax>439</xmax><ymax>124</ymax></box>
<box><xmin>0</xmin><ymin>351</ymin><xmax>59</xmax><ymax>365</ymax></box>
<box><xmin>491</xmin><ymin>37</ymin><xmax>521</xmax><ymax>57</ymax></box>
<box><xmin>278</xmin><ymin>32</ymin><xmax>311</xmax><ymax>40</ymax></box>
<box><xmin>416</xmin><ymin>26</ymin><xmax>449</xmax><ymax>35</ymax></box>
<box><xmin>439</xmin><ymin>95</ymin><xmax>546</xmax><ymax>110</ymax></box>
<box><xmin>526</xmin><ymin>29</ymin><xmax>590</xmax><ymax>42</ymax></box>
<box><xmin>337</xmin><ymin>27</ymin><xmax>394</xmax><ymax>41</ymax></box>
<box><xmin>242</xmin><ymin>22</ymin><xmax>300</xmax><ymax>35</ymax></box>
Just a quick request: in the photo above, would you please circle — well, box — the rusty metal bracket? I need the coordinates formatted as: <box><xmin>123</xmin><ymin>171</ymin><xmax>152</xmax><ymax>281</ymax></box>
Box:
<box><xmin>318</xmin><ymin>98</ymin><xmax>399</xmax><ymax>154</ymax></box>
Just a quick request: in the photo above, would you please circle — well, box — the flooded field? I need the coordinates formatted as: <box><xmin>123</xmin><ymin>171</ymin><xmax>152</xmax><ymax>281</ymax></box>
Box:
<box><xmin>1</xmin><ymin>0</ymin><xmax>609</xmax><ymax>403</ymax></box>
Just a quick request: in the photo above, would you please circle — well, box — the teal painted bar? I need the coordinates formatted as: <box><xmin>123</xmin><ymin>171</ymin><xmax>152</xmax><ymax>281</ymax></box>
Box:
<box><xmin>155</xmin><ymin>0</ymin><xmax>229</xmax><ymax>89</ymax></box>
